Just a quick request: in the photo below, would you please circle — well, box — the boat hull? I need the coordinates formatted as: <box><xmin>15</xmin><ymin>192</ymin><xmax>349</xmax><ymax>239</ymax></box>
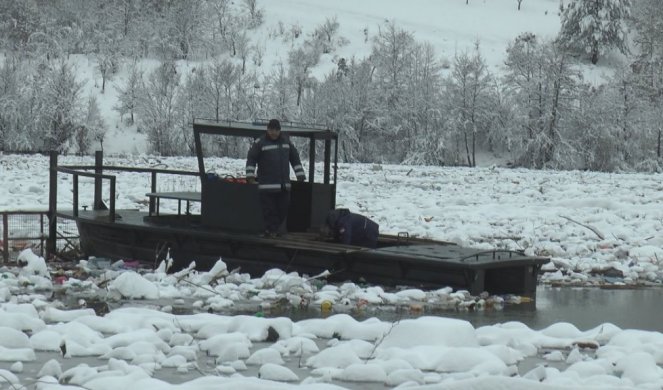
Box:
<box><xmin>73</xmin><ymin>210</ymin><xmax>547</xmax><ymax>297</ymax></box>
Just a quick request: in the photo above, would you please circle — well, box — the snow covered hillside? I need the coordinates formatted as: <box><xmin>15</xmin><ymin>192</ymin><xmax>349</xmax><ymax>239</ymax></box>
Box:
<box><xmin>81</xmin><ymin>0</ymin><xmax>567</xmax><ymax>156</ymax></box>
<box><xmin>5</xmin><ymin>0</ymin><xmax>651</xmax><ymax>170</ymax></box>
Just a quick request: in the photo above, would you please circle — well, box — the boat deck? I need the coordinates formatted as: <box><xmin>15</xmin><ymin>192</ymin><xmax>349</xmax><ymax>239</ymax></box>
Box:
<box><xmin>58</xmin><ymin>208</ymin><xmax>449</xmax><ymax>258</ymax></box>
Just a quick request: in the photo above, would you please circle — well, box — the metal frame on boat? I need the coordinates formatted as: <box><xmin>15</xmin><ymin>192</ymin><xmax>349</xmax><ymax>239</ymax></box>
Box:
<box><xmin>48</xmin><ymin>119</ymin><xmax>549</xmax><ymax>296</ymax></box>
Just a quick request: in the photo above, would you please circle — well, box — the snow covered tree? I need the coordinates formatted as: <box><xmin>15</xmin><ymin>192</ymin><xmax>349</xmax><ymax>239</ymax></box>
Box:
<box><xmin>166</xmin><ymin>0</ymin><xmax>208</xmax><ymax>59</ymax></box>
<box><xmin>137</xmin><ymin>60</ymin><xmax>182</xmax><ymax>155</ymax></box>
<box><xmin>371</xmin><ymin>22</ymin><xmax>414</xmax><ymax>110</ymax></box>
<box><xmin>176</xmin><ymin>68</ymin><xmax>208</xmax><ymax>155</ymax></box>
<box><xmin>628</xmin><ymin>0</ymin><xmax>663</xmax><ymax>162</ymax></box>
<box><xmin>631</xmin><ymin>2</ymin><xmax>663</xmax><ymax>126</ymax></box>
<box><xmin>503</xmin><ymin>33</ymin><xmax>543</xmax><ymax>144</ymax></box>
<box><xmin>504</xmin><ymin>34</ymin><xmax>583</xmax><ymax>168</ymax></box>
<box><xmin>631</xmin><ymin>0</ymin><xmax>663</xmax><ymax>67</ymax></box>
<box><xmin>288</xmin><ymin>46</ymin><xmax>318</xmax><ymax>107</ymax></box>
<box><xmin>83</xmin><ymin>95</ymin><xmax>107</xmax><ymax>152</ymax></box>
<box><xmin>203</xmin><ymin>58</ymin><xmax>241</xmax><ymax>121</ymax></box>
<box><xmin>340</xmin><ymin>59</ymin><xmax>377</xmax><ymax>162</ymax></box>
<box><xmin>0</xmin><ymin>0</ymin><xmax>40</xmax><ymax>49</ymax></box>
<box><xmin>570</xmin><ymin>68</ymin><xmax>646</xmax><ymax>171</ymax></box>
<box><xmin>116</xmin><ymin>0</ymin><xmax>138</xmax><ymax>37</ymax></box>
<box><xmin>223</xmin><ymin>14</ymin><xmax>247</xmax><ymax>57</ymax></box>
<box><xmin>43</xmin><ymin>60</ymin><xmax>84</xmax><ymax>152</ymax></box>
<box><xmin>401</xmin><ymin>42</ymin><xmax>445</xmax><ymax>165</ymax></box>
<box><xmin>242</xmin><ymin>0</ymin><xmax>263</xmax><ymax>28</ymax></box>
<box><xmin>558</xmin><ymin>0</ymin><xmax>631</xmax><ymax>64</ymax></box>
<box><xmin>0</xmin><ymin>57</ymin><xmax>20</xmax><ymax>151</ymax></box>
<box><xmin>75</xmin><ymin>95</ymin><xmax>105</xmax><ymax>154</ymax></box>
<box><xmin>121</xmin><ymin>0</ymin><xmax>159</xmax><ymax>57</ymax></box>
<box><xmin>369</xmin><ymin>21</ymin><xmax>417</xmax><ymax>162</ymax></box>
<box><xmin>445</xmin><ymin>43</ymin><xmax>495</xmax><ymax>167</ymax></box>
<box><xmin>266</xmin><ymin>62</ymin><xmax>296</xmax><ymax>121</ymax></box>
<box><xmin>235</xmin><ymin>31</ymin><xmax>251</xmax><ymax>74</ymax></box>
<box><xmin>210</xmin><ymin>0</ymin><xmax>233</xmax><ymax>53</ymax></box>
<box><xmin>94</xmin><ymin>40</ymin><xmax>119</xmax><ymax>93</ymax></box>
<box><xmin>312</xmin><ymin>16</ymin><xmax>340</xmax><ymax>54</ymax></box>
<box><xmin>42</xmin><ymin>0</ymin><xmax>98</xmax><ymax>56</ymax></box>
<box><xmin>7</xmin><ymin>60</ymin><xmax>50</xmax><ymax>152</ymax></box>
<box><xmin>114</xmin><ymin>59</ymin><xmax>142</xmax><ymax>124</ymax></box>
<box><xmin>305</xmin><ymin>21</ymin><xmax>444</xmax><ymax>164</ymax></box>
<box><xmin>305</xmin><ymin>57</ymin><xmax>375</xmax><ymax>162</ymax></box>
<box><xmin>320</xmin><ymin>16</ymin><xmax>340</xmax><ymax>44</ymax></box>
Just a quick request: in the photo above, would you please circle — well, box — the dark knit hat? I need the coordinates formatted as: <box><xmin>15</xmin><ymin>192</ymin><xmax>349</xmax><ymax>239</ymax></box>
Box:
<box><xmin>267</xmin><ymin>119</ymin><xmax>281</xmax><ymax>130</ymax></box>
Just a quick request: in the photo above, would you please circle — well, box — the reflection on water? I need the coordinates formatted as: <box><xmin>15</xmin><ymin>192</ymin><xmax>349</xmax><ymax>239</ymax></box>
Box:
<box><xmin>382</xmin><ymin>286</ymin><xmax>663</xmax><ymax>332</ymax></box>
<box><xmin>59</xmin><ymin>285</ymin><xmax>663</xmax><ymax>333</ymax></box>
<box><xmin>526</xmin><ymin>286</ymin><xmax>663</xmax><ymax>332</ymax></box>
<box><xmin>141</xmin><ymin>286</ymin><xmax>663</xmax><ymax>333</ymax></box>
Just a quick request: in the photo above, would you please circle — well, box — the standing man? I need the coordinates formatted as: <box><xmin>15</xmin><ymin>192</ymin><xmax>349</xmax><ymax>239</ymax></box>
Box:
<box><xmin>246</xmin><ymin>119</ymin><xmax>306</xmax><ymax>237</ymax></box>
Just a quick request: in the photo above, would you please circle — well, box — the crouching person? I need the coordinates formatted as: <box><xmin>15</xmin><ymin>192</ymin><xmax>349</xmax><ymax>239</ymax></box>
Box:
<box><xmin>325</xmin><ymin>208</ymin><xmax>379</xmax><ymax>248</ymax></box>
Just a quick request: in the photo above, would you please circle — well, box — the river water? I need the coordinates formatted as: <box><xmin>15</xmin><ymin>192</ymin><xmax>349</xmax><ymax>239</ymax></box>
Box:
<box><xmin>443</xmin><ymin>285</ymin><xmax>663</xmax><ymax>333</ymax></box>
<box><xmin>4</xmin><ymin>286</ymin><xmax>662</xmax><ymax>389</ymax></box>
<box><xmin>222</xmin><ymin>285</ymin><xmax>663</xmax><ymax>333</ymax></box>
<box><xmin>74</xmin><ymin>284</ymin><xmax>663</xmax><ymax>332</ymax></box>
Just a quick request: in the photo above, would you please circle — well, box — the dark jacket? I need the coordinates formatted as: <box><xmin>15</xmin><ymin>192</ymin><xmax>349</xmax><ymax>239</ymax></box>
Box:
<box><xmin>326</xmin><ymin>208</ymin><xmax>379</xmax><ymax>248</ymax></box>
<box><xmin>246</xmin><ymin>133</ymin><xmax>305</xmax><ymax>191</ymax></box>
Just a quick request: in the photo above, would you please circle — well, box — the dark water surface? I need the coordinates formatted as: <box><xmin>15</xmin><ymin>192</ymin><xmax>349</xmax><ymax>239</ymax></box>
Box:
<box><xmin>155</xmin><ymin>285</ymin><xmax>663</xmax><ymax>332</ymax></box>
<box><xmin>456</xmin><ymin>286</ymin><xmax>663</xmax><ymax>332</ymax></box>
<box><xmin>237</xmin><ymin>285</ymin><xmax>663</xmax><ymax>333</ymax></box>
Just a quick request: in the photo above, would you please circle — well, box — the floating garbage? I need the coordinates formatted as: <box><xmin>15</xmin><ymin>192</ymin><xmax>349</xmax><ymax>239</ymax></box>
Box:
<box><xmin>408</xmin><ymin>303</ymin><xmax>424</xmax><ymax>313</ymax></box>
<box><xmin>87</xmin><ymin>257</ymin><xmax>112</xmax><ymax>269</ymax></box>
<box><xmin>320</xmin><ymin>300</ymin><xmax>333</xmax><ymax>311</ymax></box>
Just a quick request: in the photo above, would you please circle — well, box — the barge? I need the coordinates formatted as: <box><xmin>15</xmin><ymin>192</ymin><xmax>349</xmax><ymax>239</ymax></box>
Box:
<box><xmin>50</xmin><ymin>120</ymin><xmax>548</xmax><ymax>296</ymax></box>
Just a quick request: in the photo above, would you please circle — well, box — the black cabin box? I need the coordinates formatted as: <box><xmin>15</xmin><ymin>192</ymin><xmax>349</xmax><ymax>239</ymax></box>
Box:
<box><xmin>201</xmin><ymin>178</ymin><xmax>264</xmax><ymax>232</ymax></box>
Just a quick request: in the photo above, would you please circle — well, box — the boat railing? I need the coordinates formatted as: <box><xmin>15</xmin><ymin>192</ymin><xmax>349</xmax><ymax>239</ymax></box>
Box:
<box><xmin>48</xmin><ymin>151</ymin><xmax>199</xmax><ymax>257</ymax></box>
<box><xmin>59</xmin><ymin>165</ymin><xmax>200</xmax><ymax>215</ymax></box>
<box><xmin>56</xmin><ymin>166</ymin><xmax>118</xmax><ymax>221</ymax></box>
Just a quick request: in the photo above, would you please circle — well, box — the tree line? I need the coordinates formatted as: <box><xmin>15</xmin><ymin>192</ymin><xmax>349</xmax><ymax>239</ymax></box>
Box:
<box><xmin>1</xmin><ymin>0</ymin><xmax>661</xmax><ymax>172</ymax></box>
